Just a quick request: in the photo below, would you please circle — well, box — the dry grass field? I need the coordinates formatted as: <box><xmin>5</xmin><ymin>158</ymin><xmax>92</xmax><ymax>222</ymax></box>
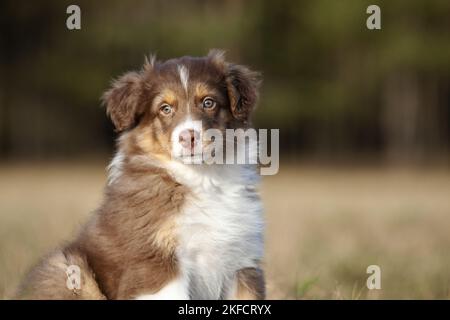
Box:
<box><xmin>0</xmin><ymin>161</ymin><xmax>449</xmax><ymax>299</ymax></box>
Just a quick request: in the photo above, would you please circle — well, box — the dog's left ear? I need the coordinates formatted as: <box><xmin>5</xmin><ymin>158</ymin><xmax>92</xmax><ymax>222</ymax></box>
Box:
<box><xmin>225</xmin><ymin>63</ymin><xmax>262</xmax><ymax>122</ymax></box>
<box><xmin>208</xmin><ymin>50</ymin><xmax>262</xmax><ymax>122</ymax></box>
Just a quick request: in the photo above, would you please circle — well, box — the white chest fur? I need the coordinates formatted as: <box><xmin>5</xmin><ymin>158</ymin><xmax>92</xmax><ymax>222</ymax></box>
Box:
<box><xmin>169</xmin><ymin>163</ymin><xmax>264</xmax><ymax>299</ymax></box>
<box><xmin>108</xmin><ymin>153</ymin><xmax>265</xmax><ymax>300</ymax></box>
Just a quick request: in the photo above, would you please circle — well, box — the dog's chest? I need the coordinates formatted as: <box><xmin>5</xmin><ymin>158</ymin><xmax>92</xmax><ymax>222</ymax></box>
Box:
<box><xmin>176</xmin><ymin>178</ymin><xmax>264</xmax><ymax>299</ymax></box>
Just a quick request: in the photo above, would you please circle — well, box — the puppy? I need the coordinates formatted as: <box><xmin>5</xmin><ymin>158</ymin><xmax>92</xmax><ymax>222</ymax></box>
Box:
<box><xmin>17</xmin><ymin>50</ymin><xmax>265</xmax><ymax>300</ymax></box>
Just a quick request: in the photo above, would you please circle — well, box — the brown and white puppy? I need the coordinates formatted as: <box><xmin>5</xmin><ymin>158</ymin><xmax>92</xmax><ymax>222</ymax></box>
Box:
<box><xmin>17</xmin><ymin>50</ymin><xmax>265</xmax><ymax>300</ymax></box>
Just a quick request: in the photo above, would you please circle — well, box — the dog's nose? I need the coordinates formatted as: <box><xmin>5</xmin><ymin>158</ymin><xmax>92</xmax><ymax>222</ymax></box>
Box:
<box><xmin>179</xmin><ymin>129</ymin><xmax>200</xmax><ymax>149</ymax></box>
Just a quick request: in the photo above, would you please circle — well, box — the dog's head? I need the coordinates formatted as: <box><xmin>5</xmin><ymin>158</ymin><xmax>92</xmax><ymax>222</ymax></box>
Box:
<box><xmin>102</xmin><ymin>50</ymin><xmax>261</xmax><ymax>163</ymax></box>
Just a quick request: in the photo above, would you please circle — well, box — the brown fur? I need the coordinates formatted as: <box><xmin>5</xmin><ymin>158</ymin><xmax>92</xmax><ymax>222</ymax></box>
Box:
<box><xmin>17</xmin><ymin>246</ymin><xmax>106</xmax><ymax>300</ymax></box>
<box><xmin>17</xmin><ymin>51</ymin><xmax>264</xmax><ymax>300</ymax></box>
<box><xmin>18</xmin><ymin>151</ymin><xmax>187</xmax><ymax>299</ymax></box>
<box><xmin>233</xmin><ymin>268</ymin><xmax>266</xmax><ymax>300</ymax></box>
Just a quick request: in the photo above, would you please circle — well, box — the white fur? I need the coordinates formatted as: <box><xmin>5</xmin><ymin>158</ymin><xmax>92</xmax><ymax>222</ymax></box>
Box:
<box><xmin>107</xmin><ymin>153</ymin><xmax>264</xmax><ymax>299</ymax></box>
<box><xmin>178</xmin><ymin>64</ymin><xmax>189</xmax><ymax>95</ymax></box>
<box><xmin>107</xmin><ymin>127</ymin><xmax>264</xmax><ymax>300</ymax></box>
<box><xmin>165</xmin><ymin>161</ymin><xmax>264</xmax><ymax>299</ymax></box>
<box><xmin>135</xmin><ymin>277</ymin><xmax>189</xmax><ymax>300</ymax></box>
<box><xmin>107</xmin><ymin>151</ymin><xmax>124</xmax><ymax>185</ymax></box>
<box><xmin>178</xmin><ymin>64</ymin><xmax>190</xmax><ymax>114</ymax></box>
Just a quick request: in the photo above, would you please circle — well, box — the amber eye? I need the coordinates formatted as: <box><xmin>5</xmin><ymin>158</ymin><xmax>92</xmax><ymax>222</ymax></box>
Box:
<box><xmin>202</xmin><ymin>97</ymin><xmax>216</xmax><ymax>110</ymax></box>
<box><xmin>160</xmin><ymin>104</ymin><xmax>173</xmax><ymax>115</ymax></box>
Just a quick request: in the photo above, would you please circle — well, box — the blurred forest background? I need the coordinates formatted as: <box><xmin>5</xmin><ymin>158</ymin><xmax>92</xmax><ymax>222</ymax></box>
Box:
<box><xmin>1</xmin><ymin>0</ymin><xmax>450</xmax><ymax>299</ymax></box>
<box><xmin>1</xmin><ymin>0</ymin><xmax>449</xmax><ymax>162</ymax></box>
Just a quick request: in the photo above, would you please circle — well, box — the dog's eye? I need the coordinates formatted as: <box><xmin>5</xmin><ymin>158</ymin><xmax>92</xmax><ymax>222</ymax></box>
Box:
<box><xmin>202</xmin><ymin>97</ymin><xmax>216</xmax><ymax>110</ymax></box>
<box><xmin>160</xmin><ymin>104</ymin><xmax>173</xmax><ymax>115</ymax></box>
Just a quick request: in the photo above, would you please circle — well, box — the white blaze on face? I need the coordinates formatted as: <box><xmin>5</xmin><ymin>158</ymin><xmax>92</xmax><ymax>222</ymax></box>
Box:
<box><xmin>177</xmin><ymin>65</ymin><xmax>189</xmax><ymax>93</ymax></box>
<box><xmin>177</xmin><ymin>64</ymin><xmax>190</xmax><ymax>113</ymax></box>
<box><xmin>171</xmin><ymin>118</ymin><xmax>203</xmax><ymax>164</ymax></box>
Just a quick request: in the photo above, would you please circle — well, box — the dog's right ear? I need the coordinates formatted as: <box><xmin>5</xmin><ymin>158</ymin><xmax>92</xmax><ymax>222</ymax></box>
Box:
<box><xmin>102</xmin><ymin>54</ymin><xmax>157</xmax><ymax>132</ymax></box>
<box><xmin>101</xmin><ymin>71</ymin><xmax>146</xmax><ymax>132</ymax></box>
